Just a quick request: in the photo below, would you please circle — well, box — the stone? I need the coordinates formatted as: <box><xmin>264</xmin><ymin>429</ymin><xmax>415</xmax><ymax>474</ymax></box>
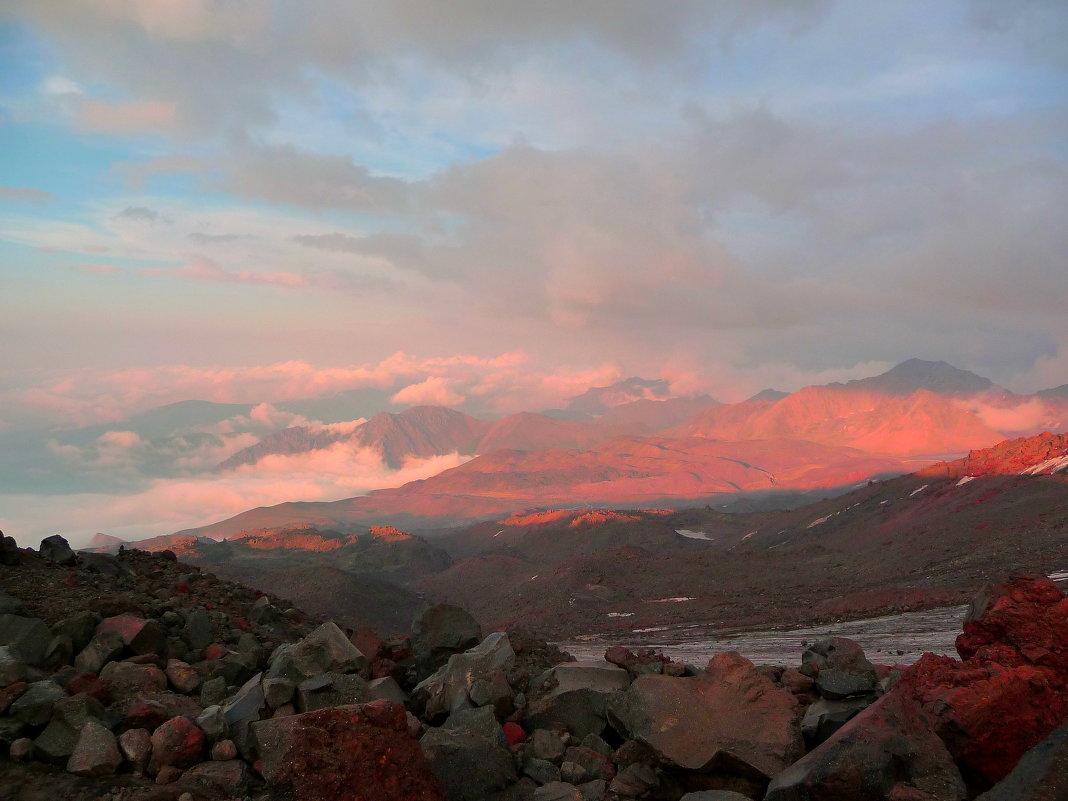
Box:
<box><xmin>119</xmin><ymin>728</ymin><xmax>152</xmax><ymax>773</ymax></box>
<box><xmin>183</xmin><ymin>608</ymin><xmax>213</xmax><ymax>650</ymax></box>
<box><xmin>525</xmin><ymin>757</ymin><xmax>562</xmax><ymax>785</ymax></box>
<box><xmin>580</xmin><ymin>733</ymin><xmax>613</xmax><ymax>758</ymax></box>
<box><xmin>268</xmin><ymin>621</ymin><xmax>368</xmax><ymax>682</ymax></box>
<box><xmin>40</xmin><ymin>534</ymin><xmax>77</xmax><ymax>565</ymax></box>
<box><xmin>79</xmin><ymin>552</ymin><xmax>126</xmax><ymax>577</ymax></box>
<box><xmin>296</xmin><ymin>671</ymin><xmax>371</xmax><ymax>712</ymax></box>
<box><xmin>765</xmin><ymin>690</ymin><xmax>966</xmax><ymax>801</ymax></box>
<box><xmin>10</xmin><ymin>737</ymin><xmax>33</xmax><ymax>760</ymax></box>
<box><xmin>531</xmin><ymin>728</ymin><xmax>567</xmax><ymax>762</ymax></box>
<box><xmin>563</xmin><ymin>745</ymin><xmax>615</xmax><ymax>782</ymax></box>
<box><xmin>974</xmin><ymin>719</ymin><xmax>1068</xmax><ymax>800</ymax></box>
<box><xmin>165</xmin><ymin>658</ymin><xmax>201</xmax><ymax>693</ymax></box>
<box><xmin>605</xmin><ymin>646</ymin><xmax>669</xmax><ymax>679</ymax></box>
<box><xmin>222</xmin><ymin>672</ymin><xmax>265</xmax><ymax>759</ymax></box>
<box><xmin>421</xmin><ymin>708</ymin><xmax>517</xmax><ymax>801</ymax></box>
<box><xmin>801</xmin><ymin>637</ymin><xmax>878</xmax><ymax>699</ymax></box>
<box><xmin>0</xmin><ymin>614</ymin><xmax>53</xmax><ymax>666</ymax></box>
<box><xmin>553</xmin><ymin>660</ymin><xmax>631</xmax><ymax>694</ymax></box>
<box><xmin>33</xmin><ymin>693</ymin><xmax>108</xmax><ymax>764</ymax></box>
<box><xmin>155</xmin><ymin>765</ymin><xmax>182</xmax><ymax>784</ymax></box>
<box><xmin>10</xmin><ymin>679</ymin><xmax>65</xmax><ymax>726</ymax></box>
<box><xmin>413</xmin><ymin>632</ymin><xmax>515</xmax><ymax>719</ymax></box>
<box><xmin>526</xmin><ymin>689</ymin><xmax>612</xmax><ymax>739</ymax></box>
<box><xmin>0</xmin><ymin>718</ymin><xmax>27</xmax><ymax>748</ymax></box>
<box><xmin>199</xmin><ymin>675</ymin><xmax>227</xmax><ymax>706</ymax></box>
<box><xmin>96</xmin><ymin>614</ymin><xmax>169</xmax><ymax>657</ymax></box>
<box><xmin>801</xmin><ymin>696</ymin><xmax>873</xmax><ymax>746</ymax></box>
<box><xmin>0</xmin><ymin>645</ymin><xmax>27</xmax><ymax>686</ymax></box>
<box><xmin>66</xmin><ymin>720</ymin><xmax>122</xmax><ymax>777</ymax></box>
<box><xmin>149</xmin><ymin>715</ymin><xmax>205</xmax><ymax>773</ymax></box>
<box><xmin>578</xmin><ymin>779</ymin><xmax>607</xmax><ymax>801</ymax></box>
<box><xmin>608</xmin><ymin>762</ymin><xmax>659</xmax><ymax>796</ymax></box>
<box><xmin>196</xmin><ymin>705</ymin><xmax>227</xmax><ymax>742</ymax></box>
<box><xmin>412</xmin><ymin>604</ymin><xmax>483</xmax><ymax>673</ymax></box>
<box><xmin>41</xmin><ymin>634</ymin><xmax>73</xmax><ymax>671</ymax></box>
<box><xmin>100</xmin><ymin>660</ymin><xmax>168</xmax><ymax>699</ymax></box>
<box><xmin>74</xmin><ymin>630</ymin><xmax>125</xmax><ymax>674</ymax></box>
<box><xmin>781</xmin><ymin>667</ymin><xmax>814</xmax><ymax>694</ymax></box>
<box><xmin>368</xmin><ymin>675</ymin><xmax>409</xmax><ymax>704</ymax></box>
<box><xmin>253</xmin><ymin>700</ymin><xmax>445</xmax><ymax>801</ymax></box>
<box><xmin>250</xmin><ymin>595</ymin><xmax>281</xmax><ymax>625</ymax></box>
<box><xmin>183</xmin><ymin>759</ymin><xmax>253</xmax><ymax>795</ymax></box>
<box><xmin>0</xmin><ymin>680</ymin><xmax>26</xmax><ymax>714</ymax></box>
<box><xmin>0</xmin><ymin>534</ymin><xmax>21</xmax><ymax>566</ymax></box>
<box><xmin>534</xmin><ymin>782</ymin><xmax>583</xmax><ymax>801</ymax></box>
<box><xmin>469</xmin><ymin>668</ymin><xmax>514</xmax><ymax>717</ymax></box>
<box><xmin>610</xmin><ymin>652</ymin><xmax>803</xmax><ymax>780</ymax></box>
<box><xmin>263</xmin><ymin>676</ymin><xmax>295</xmax><ymax>708</ymax></box>
<box><xmin>211</xmin><ymin>738</ymin><xmax>238</xmax><ymax>760</ymax></box>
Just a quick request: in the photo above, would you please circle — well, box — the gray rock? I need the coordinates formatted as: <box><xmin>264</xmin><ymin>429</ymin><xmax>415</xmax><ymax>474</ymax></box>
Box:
<box><xmin>183</xmin><ymin>608</ymin><xmax>213</xmax><ymax>650</ymax></box>
<box><xmin>79</xmin><ymin>552</ymin><xmax>127</xmax><ymax>577</ymax></box>
<box><xmin>40</xmin><ymin>534</ymin><xmax>77</xmax><ymax>566</ymax></box>
<box><xmin>267</xmin><ymin>621</ymin><xmax>367</xmax><ymax>682</ymax></box>
<box><xmin>421</xmin><ymin>717</ymin><xmax>518</xmax><ymax>801</ymax></box>
<box><xmin>296</xmin><ymin>671</ymin><xmax>371</xmax><ymax>712</ymax></box>
<box><xmin>222</xmin><ymin>672</ymin><xmax>265</xmax><ymax>760</ymax></box>
<box><xmin>525</xmin><ymin>757</ymin><xmax>562</xmax><ymax>785</ymax></box>
<box><xmin>183</xmin><ymin>759</ymin><xmax>253</xmax><ymax>795</ymax></box>
<box><xmin>412</xmin><ymin>603</ymin><xmax>483</xmax><ymax>673</ymax></box>
<box><xmin>249</xmin><ymin>596</ymin><xmax>281</xmax><ymax>625</ymax></box>
<box><xmin>0</xmin><ymin>645</ymin><xmax>27</xmax><ymax>686</ymax></box>
<box><xmin>263</xmin><ymin>676</ymin><xmax>295</xmax><ymax>708</ymax></box>
<box><xmin>526</xmin><ymin>689</ymin><xmax>612</xmax><ymax>739</ymax></box>
<box><xmin>801</xmin><ymin>696</ymin><xmax>872</xmax><ymax>746</ymax></box>
<box><xmin>0</xmin><ymin>590</ymin><xmax>26</xmax><ymax>616</ymax></box>
<box><xmin>74</xmin><ymin>630</ymin><xmax>125</xmax><ymax>674</ymax></box>
<box><xmin>0</xmin><ymin>534</ymin><xmax>21</xmax><ymax>566</ymax></box>
<box><xmin>413</xmin><ymin>632</ymin><xmax>515</xmax><ymax>719</ymax></box>
<box><xmin>469</xmin><ymin>668</ymin><xmax>515</xmax><ymax>717</ymax></box>
<box><xmin>66</xmin><ymin>720</ymin><xmax>121</xmax><ymax>777</ymax></box>
<box><xmin>534</xmin><ymin>782</ymin><xmax>583</xmax><ymax>801</ymax></box>
<box><xmin>608</xmin><ymin>762</ymin><xmax>659</xmax><ymax>796</ymax></box>
<box><xmin>10</xmin><ymin>679</ymin><xmax>65</xmax><ymax>726</ymax></box>
<box><xmin>815</xmin><ymin>669</ymin><xmax>878</xmax><ymax>700</ymax></box>
<box><xmin>118</xmin><ymin>727</ymin><xmax>152</xmax><ymax>774</ymax></box>
<box><xmin>33</xmin><ymin>693</ymin><xmax>107</xmax><ymax>764</ymax></box>
<box><xmin>531</xmin><ymin>728</ymin><xmax>567</xmax><ymax>762</ymax></box>
<box><xmin>560</xmin><ymin>761</ymin><xmax>586</xmax><ymax>784</ymax></box>
<box><xmin>578</xmin><ymin>780</ymin><xmax>607</xmax><ymax>801</ymax></box>
<box><xmin>165</xmin><ymin>659</ymin><xmax>201</xmax><ymax>693</ymax></box>
<box><xmin>199</xmin><ymin>676</ymin><xmax>227</xmax><ymax>707</ymax></box>
<box><xmin>802</xmin><ymin>637</ymin><xmax>878</xmax><ymax>699</ymax></box>
<box><xmin>580</xmin><ymin>733</ymin><xmax>613</xmax><ymax>759</ymax></box>
<box><xmin>975</xmin><ymin>719</ymin><xmax>1068</xmax><ymax>800</ymax></box>
<box><xmin>41</xmin><ymin>635</ymin><xmax>73</xmax><ymax>671</ymax></box>
<box><xmin>96</xmin><ymin>614</ymin><xmax>169</xmax><ymax>658</ymax></box>
<box><xmin>553</xmin><ymin>660</ymin><xmax>631</xmax><ymax>694</ymax></box>
<box><xmin>0</xmin><ymin>614</ymin><xmax>53</xmax><ymax>665</ymax></box>
<box><xmin>9</xmin><ymin>737</ymin><xmax>33</xmax><ymax>760</ymax></box>
<box><xmin>443</xmin><ymin>705</ymin><xmax>507</xmax><ymax>746</ymax></box>
<box><xmin>196</xmin><ymin>705</ymin><xmax>227</xmax><ymax>742</ymax></box>
<box><xmin>367</xmin><ymin>676</ymin><xmax>409</xmax><ymax>704</ymax></box>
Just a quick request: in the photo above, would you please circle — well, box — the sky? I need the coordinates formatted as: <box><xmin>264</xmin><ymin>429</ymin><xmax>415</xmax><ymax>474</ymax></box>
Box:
<box><xmin>1</xmin><ymin>2</ymin><xmax>1066</xmax><ymax>544</ymax></box>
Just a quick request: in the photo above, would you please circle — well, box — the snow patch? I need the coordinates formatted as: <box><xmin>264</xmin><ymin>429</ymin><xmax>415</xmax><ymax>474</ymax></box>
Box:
<box><xmin>909</xmin><ymin>484</ymin><xmax>929</xmax><ymax>497</ymax></box>
<box><xmin>676</xmin><ymin>529</ymin><xmax>715</xmax><ymax>541</ymax></box>
<box><xmin>1048</xmin><ymin>570</ymin><xmax>1068</xmax><ymax>583</ymax></box>
<box><xmin>1020</xmin><ymin>454</ymin><xmax>1068</xmax><ymax>475</ymax></box>
<box><xmin>956</xmin><ymin>475</ymin><xmax>976</xmax><ymax>486</ymax></box>
<box><xmin>645</xmin><ymin>597</ymin><xmax>696</xmax><ymax>603</ymax></box>
<box><xmin>807</xmin><ymin>515</ymin><xmax>832</xmax><ymax>529</ymax></box>
<box><xmin>607</xmin><ymin>612</ymin><xmax>634</xmax><ymax>618</ymax></box>
<box><xmin>741</xmin><ymin>530</ymin><xmax>757</xmax><ymax>541</ymax></box>
<box><xmin>528</xmin><ymin>574</ymin><xmax>539</xmax><ymax>581</ymax></box>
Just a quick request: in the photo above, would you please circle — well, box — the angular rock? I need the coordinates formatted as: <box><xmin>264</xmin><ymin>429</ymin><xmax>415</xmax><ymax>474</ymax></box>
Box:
<box><xmin>182</xmin><ymin>608</ymin><xmax>213</xmax><ymax>650</ymax></box>
<box><xmin>765</xmin><ymin>690</ymin><xmax>966</xmax><ymax>801</ymax></box>
<box><xmin>610</xmin><ymin>652</ymin><xmax>802</xmax><ymax>781</ymax></box>
<box><xmin>9</xmin><ymin>737</ymin><xmax>33</xmax><ymax>760</ymax></box>
<box><xmin>183</xmin><ymin>759</ymin><xmax>254</xmax><ymax>795</ymax></box>
<box><xmin>196</xmin><ymin>705</ymin><xmax>226</xmax><ymax>742</ymax></box>
<box><xmin>222</xmin><ymin>672</ymin><xmax>265</xmax><ymax>759</ymax></box>
<box><xmin>96</xmin><ymin>614</ymin><xmax>169</xmax><ymax>658</ymax></box>
<box><xmin>0</xmin><ymin>590</ymin><xmax>26</xmax><ymax>615</ymax></box>
<box><xmin>421</xmin><ymin>707</ymin><xmax>516</xmax><ymax>801</ymax></box>
<box><xmin>0</xmin><ymin>614</ymin><xmax>53</xmax><ymax>666</ymax></box>
<box><xmin>469</xmin><ymin>668</ymin><xmax>514</xmax><ymax>717</ymax></box>
<box><xmin>297</xmin><ymin>671</ymin><xmax>371</xmax><ymax>712</ymax></box>
<box><xmin>250</xmin><ymin>595</ymin><xmax>281</xmax><ymax>625</ymax></box>
<box><xmin>40</xmin><ymin>534</ymin><xmax>77</xmax><ymax>566</ymax></box>
<box><xmin>578</xmin><ymin>779</ymin><xmax>608</xmax><ymax>800</ymax></box>
<box><xmin>0</xmin><ymin>645</ymin><xmax>27</xmax><ymax>686</ymax></box>
<box><xmin>608</xmin><ymin>762</ymin><xmax>659</xmax><ymax>796</ymax></box>
<box><xmin>368</xmin><ymin>675</ymin><xmax>409</xmax><ymax>704</ymax></box>
<box><xmin>165</xmin><ymin>659</ymin><xmax>201</xmax><ymax>693</ymax></box>
<box><xmin>10</xmin><ymin>679</ymin><xmax>65</xmax><ymax>726</ymax></box>
<box><xmin>801</xmin><ymin>696</ymin><xmax>873</xmax><ymax>746</ymax></box>
<box><xmin>34</xmin><ymin>693</ymin><xmax>108</xmax><ymax>764</ymax></box>
<box><xmin>525</xmin><ymin>757</ymin><xmax>563</xmax><ymax>785</ymax></box>
<box><xmin>0</xmin><ymin>533</ymin><xmax>21</xmax><ymax>566</ymax></box>
<box><xmin>563</xmin><ymin>745</ymin><xmax>615</xmax><ymax>782</ymax></box>
<box><xmin>74</xmin><ymin>630</ymin><xmax>125</xmax><ymax>674</ymax></box>
<box><xmin>534</xmin><ymin>782</ymin><xmax>583</xmax><ymax>801</ymax></box>
<box><xmin>0</xmin><ymin>680</ymin><xmax>27</xmax><ymax>715</ymax></box>
<box><xmin>975</xmin><ymin>719</ymin><xmax>1068</xmax><ymax>800</ymax></box>
<box><xmin>211</xmin><ymin>738</ymin><xmax>238</xmax><ymax>760</ymax></box>
<box><xmin>254</xmin><ymin>700</ymin><xmax>445</xmax><ymax>800</ymax></box>
<box><xmin>526</xmin><ymin>688</ymin><xmax>612</xmax><ymax>739</ymax></box>
<box><xmin>554</xmin><ymin>660</ymin><xmax>631</xmax><ymax>695</ymax></box>
<box><xmin>65</xmin><ymin>672</ymin><xmax>111</xmax><ymax>705</ymax></box>
<box><xmin>41</xmin><ymin>634</ymin><xmax>73</xmax><ymax>671</ymax></box>
<box><xmin>100</xmin><ymin>660</ymin><xmax>168</xmax><ymax>699</ymax></box>
<box><xmin>199</xmin><ymin>675</ymin><xmax>226</xmax><ymax>707</ymax></box>
<box><xmin>119</xmin><ymin>727</ymin><xmax>152</xmax><ymax>774</ymax></box>
<box><xmin>66</xmin><ymin>720</ymin><xmax>121</xmax><ymax>777</ymax></box>
<box><xmin>412</xmin><ymin>604</ymin><xmax>483</xmax><ymax>674</ymax></box>
<box><xmin>149</xmin><ymin>715</ymin><xmax>205</xmax><ymax>773</ymax></box>
<box><xmin>414</xmin><ymin>632</ymin><xmax>515</xmax><ymax>719</ymax></box>
<box><xmin>802</xmin><ymin>637</ymin><xmax>878</xmax><ymax>699</ymax></box>
<box><xmin>263</xmin><ymin>676</ymin><xmax>295</xmax><ymax>708</ymax></box>
<box><xmin>267</xmin><ymin>621</ymin><xmax>368</xmax><ymax>682</ymax></box>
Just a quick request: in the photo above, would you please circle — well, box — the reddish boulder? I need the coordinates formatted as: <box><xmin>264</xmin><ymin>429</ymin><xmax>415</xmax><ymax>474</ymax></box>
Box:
<box><xmin>503</xmin><ymin>721</ymin><xmax>526</xmax><ymax>747</ymax></box>
<box><xmin>96</xmin><ymin>614</ymin><xmax>169</xmax><ymax>657</ymax></box>
<box><xmin>605</xmin><ymin>645</ymin><xmax>670</xmax><ymax>678</ymax></box>
<box><xmin>149</xmin><ymin>715</ymin><xmax>205</xmax><ymax>774</ymax></box>
<box><xmin>65</xmin><ymin>672</ymin><xmax>112</xmax><ymax>705</ymax></box>
<box><xmin>252</xmin><ymin>699</ymin><xmax>445</xmax><ymax>801</ymax></box>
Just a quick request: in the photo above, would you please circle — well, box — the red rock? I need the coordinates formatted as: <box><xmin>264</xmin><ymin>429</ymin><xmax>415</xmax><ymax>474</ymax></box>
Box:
<box><xmin>155</xmin><ymin>765</ymin><xmax>182</xmax><ymax>784</ymax></box>
<box><xmin>211</xmin><ymin>738</ymin><xmax>238</xmax><ymax>760</ymax></box>
<box><xmin>503</xmin><ymin>721</ymin><xmax>526</xmax><ymax>746</ymax></box>
<box><xmin>65</xmin><ymin>672</ymin><xmax>112</xmax><ymax>705</ymax></box>
<box><xmin>100</xmin><ymin>660</ymin><xmax>167</xmax><ymax>699</ymax></box>
<box><xmin>149</xmin><ymin>716</ymin><xmax>205</xmax><ymax>774</ymax></box>
<box><xmin>122</xmin><ymin>698</ymin><xmax>170</xmax><ymax>732</ymax></box>
<box><xmin>96</xmin><ymin>614</ymin><xmax>169</xmax><ymax>657</ymax></box>
<box><xmin>252</xmin><ymin>700</ymin><xmax>446</xmax><ymax>801</ymax></box>
<box><xmin>203</xmin><ymin>644</ymin><xmax>227</xmax><ymax>660</ymax></box>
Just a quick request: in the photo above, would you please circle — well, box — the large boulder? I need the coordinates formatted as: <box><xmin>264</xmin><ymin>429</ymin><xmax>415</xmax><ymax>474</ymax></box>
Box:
<box><xmin>553</xmin><ymin>660</ymin><xmax>631</xmax><ymax>694</ymax></box>
<box><xmin>39</xmin><ymin>534</ymin><xmax>77</xmax><ymax>566</ymax></box>
<box><xmin>801</xmin><ymin>696</ymin><xmax>873</xmax><ymax>747</ymax></box>
<box><xmin>525</xmin><ymin>689</ymin><xmax>615</xmax><ymax>740</ymax></box>
<box><xmin>10</xmin><ymin>679</ymin><xmax>65</xmax><ymax>726</ymax></box>
<box><xmin>66</xmin><ymin>720</ymin><xmax>122</xmax><ymax>777</ymax></box>
<box><xmin>412</xmin><ymin>604</ymin><xmax>482</xmax><ymax>674</ymax></box>
<box><xmin>34</xmin><ymin>693</ymin><xmax>108</xmax><ymax>764</ymax></box>
<box><xmin>0</xmin><ymin>614</ymin><xmax>53</xmax><ymax>666</ymax></box>
<box><xmin>0</xmin><ymin>533</ymin><xmax>21</xmax><ymax>565</ymax></box>
<box><xmin>148</xmin><ymin>715</ymin><xmax>205</xmax><ymax>774</ymax></box>
<box><xmin>74</xmin><ymin>630</ymin><xmax>125</xmax><ymax>674</ymax></box>
<box><xmin>413</xmin><ymin>632</ymin><xmax>515</xmax><ymax>719</ymax></box>
<box><xmin>253</xmin><ymin>699</ymin><xmax>445</xmax><ymax>801</ymax></box>
<box><xmin>420</xmin><ymin>706</ymin><xmax>517</xmax><ymax>800</ymax></box>
<box><xmin>267</xmin><ymin>621</ymin><xmax>368</xmax><ymax>682</ymax></box>
<box><xmin>99</xmin><ymin>660</ymin><xmax>168</xmax><ymax>699</ymax></box>
<box><xmin>222</xmin><ymin>672</ymin><xmax>266</xmax><ymax>759</ymax></box>
<box><xmin>765</xmin><ymin>690</ymin><xmax>966</xmax><ymax>801</ymax></box>
<box><xmin>51</xmin><ymin>612</ymin><xmax>100</xmax><ymax>656</ymax></box>
<box><xmin>975</xmin><ymin>719</ymin><xmax>1068</xmax><ymax>800</ymax></box>
<box><xmin>96</xmin><ymin>614</ymin><xmax>169</xmax><ymax>658</ymax></box>
<box><xmin>296</xmin><ymin>671</ymin><xmax>372</xmax><ymax>712</ymax></box>
<box><xmin>610</xmin><ymin>652</ymin><xmax>802</xmax><ymax>781</ymax></box>
<box><xmin>801</xmin><ymin>637</ymin><xmax>878</xmax><ymax>699</ymax></box>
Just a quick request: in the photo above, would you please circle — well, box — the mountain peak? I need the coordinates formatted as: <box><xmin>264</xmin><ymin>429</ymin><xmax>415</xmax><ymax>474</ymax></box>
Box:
<box><xmin>838</xmin><ymin>358</ymin><xmax>995</xmax><ymax>397</ymax></box>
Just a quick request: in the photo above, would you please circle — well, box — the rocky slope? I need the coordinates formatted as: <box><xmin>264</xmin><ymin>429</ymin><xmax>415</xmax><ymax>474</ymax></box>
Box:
<box><xmin>0</xmin><ymin>532</ymin><xmax>1065</xmax><ymax>800</ymax></box>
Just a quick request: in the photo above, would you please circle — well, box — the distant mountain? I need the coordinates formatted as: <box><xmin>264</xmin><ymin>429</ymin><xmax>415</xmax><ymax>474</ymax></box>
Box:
<box><xmin>674</xmin><ymin>386</ymin><xmax>1003</xmax><ymax>457</ymax></box>
<box><xmin>747</xmin><ymin>388</ymin><xmax>789</xmax><ymax>402</ymax></box>
<box><xmin>917</xmin><ymin>431</ymin><xmax>1068</xmax><ymax>480</ymax></box>
<box><xmin>60</xmin><ymin>399</ymin><xmax>254</xmax><ymax>446</ymax></box>
<box><xmin>1037</xmin><ymin>384</ymin><xmax>1068</xmax><ymax>399</ymax></box>
<box><xmin>594</xmin><ymin>396</ymin><xmax>719</xmax><ymax>431</ymax></box>
<box><xmin>476</xmin><ymin>412</ymin><xmax>603</xmax><ymax>454</ymax></box>
<box><xmin>834</xmin><ymin>358</ymin><xmax>997</xmax><ymax>397</ymax></box>
<box><xmin>82</xmin><ymin>532</ymin><xmax>126</xmax><ymax>552</ymax></box>
<box><xmin>347</xmin><ymin>406</ymin><xmax>488</xmax><ymax>468</ymax></box>
<box><xmin>562</xmin><ymin>377</ymin><xmax>672</xmax><ymax>417</ymax></box>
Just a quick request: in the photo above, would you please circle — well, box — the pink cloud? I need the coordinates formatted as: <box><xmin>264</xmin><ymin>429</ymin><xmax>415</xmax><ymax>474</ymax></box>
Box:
<box><xmin>70</xmin><ymin>263</ymin><xmax>124</xmax><ymax>274</ymax></box>
<box><xmin>391</xmin><ymin>376</ymin><xmax>465</xmax><ymax>406</ymax></box>
<box><xmin>142</xmin><ymin>260</ymin><xmax>308</xmax><ymax>288</ymax></box>
<box><xmin>80</xmin><ymin>100</ymin><xmax>177</xmax><ymax>134</ymax></box>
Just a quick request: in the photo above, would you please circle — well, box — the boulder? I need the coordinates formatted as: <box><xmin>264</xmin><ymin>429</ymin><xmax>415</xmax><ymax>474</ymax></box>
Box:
<box><xmin>525</xmin><ymin>757</ymin><xmax>563</xmax><ymax>785</ymax></box>
<box><xmin>525</xmin><ymin>688</ymin><xmax>613</xmax><ymax>739</ymax></box>
<box><xmin>99</xmin><ymin>660</ymin><xmax>168</xmax><ymax>699</ymax></box>
<box><xmin>39</xmin><ymin>534</ymin><xmax>77</xmax><ymax>566</ymax></box>
<box><xmin>263</xmin><ymin>676</ymin><xmax>296</xmax><ymax>708</ymax></box>
<box><xmin>149</xmin><ymin>715</ymin><xmax>205</xmax><ymax>773</ymax></box>
<box><xmin>0</xmin><ymin>614</ymin><xmax>53</xmax><ymax>666</ymax></box>
<box><xmin>801</xmin><ymin>637</ymin><xmax>878</xmax><ymax>699</ymax></box>
<box><xmin>182</xmin><ymin>608</ymin><xmax>213</xmax><ymax>650</ymax></box>
<box><xmin>222</xmin><ymin>672</ymin><xmax>266</xmax><ymax>759</ymax></box>
<box><xmin>66</xmin><ymin>720</ymin><xmax>121</xmax><ymax>777</ymax></box>
<box><xmin>183</xmin><ymin>759</ymin><xmax>254</xmax><ymax>795</ymax></box>
<box><xmin>267</xmin><ymin>621</ymin><xmax>368</xmax><ymax>682</ymax></box>
<box><xmin>413</xmin><ymin>632</ymin><xmax>515</xmax><ymax>719</ymax></box>
<box><xmin>165</xmin><ymin>659</ymin><xmax>201</xmax><ymax>694</ymax></box>
<box><xmin>765</xmin><ymin>690</ymin><xmax>966</xmax><ymax>801</ymax></box>
<box><xmin>412</xmin><ymin>604</ymin><xmax>483</xmax><ymax>673</ymax></box>
<box><xmin>553</xmin><ymin>660</ymin><xmax>631</xmax><ymax>694</ymax></box>
<box><xmin>10</xmin><ymin>679</ymin><xmax>65</xmax><ymax>726</ymax></box>
<box><xmin>0</xmin><ymin>645</ymin><xmax>27</xmax><ymax>686</ymax></box>
<box><xmin>420</xmin><ymin>706</ymin><xmax>517</xmax><ymax>800</ymax></box>
<box><xmin>0</xmin><ymin>533</ymin><xmax>21</xmax><ymax>565</ymax></box>
<box><xmin>118</xmin><ymin>727</ymin><xmax>152</xmax><ymax>774</ymax></box>
<box><xmin>974</xmin><ymin>719</ymin><xmax>1068</xmax><ymax>800</ymax></box>
<box><xmin>368</xmin><ymin>676</ymin><xmax>409</xmax><ymax>704</ymax></box>
<box><xmin>605</xmin><ymin>646</ymin><xmax>670</xmax><ymax>679</ymax></box>
<box><xmin>610</xmin><ymin>652</ymin><xmax>802</xmax><ymax>781</ymax></box>
<box><xmin>41</xmin><ymin>634</ymin><xmax>73</xmax><ymax>671</ymax></box>
<box><xmin>74</xmin><ymin>630</ymin><xmax>125</xmax><ymax>674</ymax></box>
<box><xmin>469</xmin><ymin>668</ymin><xmax>514</xmax><ymax>717</ymax></box>
<box><xmin>250</xmin><ymin>596</ymin><xmax>282</xmax><ymax>625</ymax></box>
<box><xmin>296</xmin><ymin>671</ymin><xmax>372</xmax><ymax>712</ymax></box>
<box><xmin>608</xmin><ymin>762</ymin><xmax>659</xmax><ymax>796</ymax></box>
<box><xmin>96</xmin><ymin>614</ymin><xmax>169</xmax><ymax>658</ymax></box>
<box><xmin>534</xmin><ymin>783</ymin><xmax>583</xmax><ymax>801</ymax></box>
<box><xmin>253</xmin><ymin>700</ymin><xmax>445</xmax><ymax>801</ymax></box>
<box><xmin>196</xmin><ymin>705</ymin><xmax>227</xmax><ymax>743</ymax></box>
<box><xmin>801</xmin><ymin>696</ymin><xmax>872</xmax><ymax>746</ymax></box>
<box><xmin>33</xmin><ymin>693</ymin><xmax>108</xmax><ymax>764</ymax></box>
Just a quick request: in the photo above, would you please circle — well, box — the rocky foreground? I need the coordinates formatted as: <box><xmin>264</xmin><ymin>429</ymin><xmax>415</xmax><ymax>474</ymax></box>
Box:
<box><xmin>0</xmin><ymin>531</ymin><xmax>1066</xmax><ymax>801</ymax></box>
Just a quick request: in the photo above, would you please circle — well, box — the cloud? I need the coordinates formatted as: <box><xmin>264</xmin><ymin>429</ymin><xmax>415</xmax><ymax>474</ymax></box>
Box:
<box><xmin>68</xmin><ymin>263</ymin><xmax>124</xmax><ymax>275</ymax></box>
<box><xmin>142</xmin><ymin>260</ymin><xmax>309</xmax><ymax>289</ymax></box>
<box><xmin>188</xmin><ymin>232</ymin><xmax>241</xmax><ymax>244</ymax></box>
<box><xmin>79</xmin><ymin>100</ymin><xmax>177</xmax><ymax>134</ymax></box>
<box><xmin>115</xmin><ymin>206</ymin><xmax>161</xmax><ymax>222</ymax></box>
<box><xmin>391</xmin><ymin>376</ymin><xmax>464</xmax><ymax>406</ymax></box>
<box><xmin>0</xmin><ymin>186</ymin><xmax>58</xmax><ymax>205</ymax></box>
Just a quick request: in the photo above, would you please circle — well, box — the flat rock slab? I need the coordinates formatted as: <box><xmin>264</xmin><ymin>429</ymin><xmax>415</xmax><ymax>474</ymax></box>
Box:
<box><xmin>553</xmin><ymin>660</ymin><xmax>631</xmax><ymax>695</ymax></box>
